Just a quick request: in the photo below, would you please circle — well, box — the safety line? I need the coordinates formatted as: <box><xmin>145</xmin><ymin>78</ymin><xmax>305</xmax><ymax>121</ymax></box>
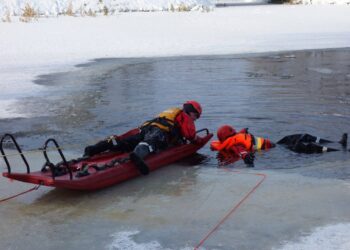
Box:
<box><xmin>0</xmin><ymin>184</ymin><xmax>40</xmax><ymax>203</ymax></box>
<box><xmin>0</xmin><ymin>135</ymin><xmax>111</xmax><ymax>158</ymax></box>
<box><xmin>194</xmin><ymin>169</ymin><xmax>267</xmax><ymax>249</ymax></box>
<box><xmin>0</xmin><ymin>144</ymin><xmax>84</xmax><ymax>158</ymax></box>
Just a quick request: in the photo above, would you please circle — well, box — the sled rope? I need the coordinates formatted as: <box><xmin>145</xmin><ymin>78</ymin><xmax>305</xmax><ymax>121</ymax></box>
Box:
<box><xmin>1</xmin><ymin>144</ymin><xmax>85</xmax><ymax>157</ymax></box>
<box><xmin>0</xmin><ymin>137</ymin><xmax>103</xmax><ymax>158</ymax></box>
<box><xmin>0</xmin><ymin>184</ymin><xmax>40</xmax><ymax>203</ymax></box>
<box><xmin>194</xmin><ymin>169</ymin><xmax>266</xmax><ymax>249</ymax></box>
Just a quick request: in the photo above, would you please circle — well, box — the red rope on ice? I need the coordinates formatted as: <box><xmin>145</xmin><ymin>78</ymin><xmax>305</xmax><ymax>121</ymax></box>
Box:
<box><xmin>194</xmin><ymin>168</ymin><xmax>267</xmax><ymax>250</ymax></box>
<box><xmin>0</xmin><ymin>184</ymin><xmax>40</xmax><ymax>203</ymax></box>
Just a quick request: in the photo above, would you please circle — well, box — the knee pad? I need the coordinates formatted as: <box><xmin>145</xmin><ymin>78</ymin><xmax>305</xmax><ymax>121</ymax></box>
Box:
<box><xmin>134</xmin><ymin>142</ymin><xmax>153</xmax><ymax>159</ymax></box>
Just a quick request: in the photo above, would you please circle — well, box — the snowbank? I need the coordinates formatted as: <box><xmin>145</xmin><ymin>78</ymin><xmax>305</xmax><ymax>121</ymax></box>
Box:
<box><xmin>297</xmin><ymin>0</ymin><xmax>350</xmax><ymax>4</ymax></box>
<box><xmin>216</xmin><ymin>0</ymin><xmax>269</xmax><ymax>4</ymax></box>
<box><xmin>0</xmin><ymin>0</ymin><xmax>214</xmax><ymax>21</ymax></box>
<box><xmin>0</xmin><ymin>4</ymin><xmax>350</xmax><ymax>118</ymax></box>
<box><xmin>1</xmin><ymin>0</ymin><xmax>350</xmax><ymax>21</ymax></box>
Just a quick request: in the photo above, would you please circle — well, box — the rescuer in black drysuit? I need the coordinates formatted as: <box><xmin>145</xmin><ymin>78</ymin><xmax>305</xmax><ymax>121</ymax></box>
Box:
<box><xmin>83</xmin><ymin>101</ymin><xmax>203</xmax><ymax>175</ymax></box>
<box><xmin>277</xmin><ymin>133</ymin><xmax>347</xmax><ymax>153</ymax></box>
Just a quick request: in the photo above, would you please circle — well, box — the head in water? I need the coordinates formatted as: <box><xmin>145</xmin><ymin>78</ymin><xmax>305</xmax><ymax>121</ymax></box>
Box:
<box><xmin>217</xmin><ymin>125</ymin><xmax>236</xmax><ymax>142</ymax></box>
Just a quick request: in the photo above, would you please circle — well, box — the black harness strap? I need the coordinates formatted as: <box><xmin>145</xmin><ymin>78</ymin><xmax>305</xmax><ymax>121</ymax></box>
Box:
<box><xmin>142</xmin><ymin>117</ymin><xmax>174</xmax><ymax>130</ymax></box>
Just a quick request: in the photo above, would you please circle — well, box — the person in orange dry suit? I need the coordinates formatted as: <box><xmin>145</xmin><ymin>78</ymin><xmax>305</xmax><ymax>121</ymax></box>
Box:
<box><xmin>211</xmin><ymin>125</ymin><xmax>347</xmax><ymax>166</ymax></box>
<box><xmin>210</xmin><ymin>125</ymin><xmax>275</xmax><ymax>166</ymax></box>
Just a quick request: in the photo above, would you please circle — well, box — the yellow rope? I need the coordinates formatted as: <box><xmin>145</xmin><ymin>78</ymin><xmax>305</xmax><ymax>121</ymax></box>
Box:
<box><xmin>0</xmin><ymin>138</ymin><xmax>102</xmax><ymax>158</ymax></box>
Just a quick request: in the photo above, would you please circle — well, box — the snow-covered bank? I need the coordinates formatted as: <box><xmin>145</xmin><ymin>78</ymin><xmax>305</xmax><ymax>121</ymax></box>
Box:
<box><xmin>0</xmin><ymin>0</ymin><xmax>214</xmax><ymax>21</ymax></box>
<box><xmin>1</xmin><ymin>5</ymin><xmax>349</xmax><ymax>68</ymax></box>
<box><xmin>0</xmin><ymin>5</ymin><xmax>350</xmax><ymax>118</ymax></box>
<box><xmin>297</xmin><ymin>0</ymin><xmax>350</xmax><ymax>4</ymax></box>
<box><xmin>1</xmin><ymin>0</ymin><xmax>349</xmax><ymax>22</ymax></box>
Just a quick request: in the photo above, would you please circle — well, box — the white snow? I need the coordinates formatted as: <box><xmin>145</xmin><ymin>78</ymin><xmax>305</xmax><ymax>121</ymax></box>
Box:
<box><xmin>108</xmin><ymin>224</ymin><xmax>350</xmax><ymax>250</ymax></box>
<box><xmin>298</xmin><ymin>0</ymin><xmax>350</xmax><ymax>4</ymax></box>
<box><xmin>278</xmin><ymin>223</ymin><xmax>350</xmax><ymax>250</ymax></box>
<box><xmin>0</xmin><ymin>2</ymin><xmax>349</xmax><ymax>248</ymax></box>
<box><xmin>107</xmin><ymin>231</ymin><xmax>169</xmax><ymax>250</ymax></box>
<box><xmin>216</xmin><ymin>0</ymin><xmax>269</xmax><ymax>4</ymax></box>
<box><xmin>107</xmin><ymin>230</ymin><xmax>193</xmax><ymax>250</ymax></box>
<box><xmin>1</xmin><ymin>0</ymin><xmax>349</xmax><ymax>21</ymax></box>
<box><xmin>1</xmin><ymin>4</ymin><xmax>349</xmax><ymax>118</ymax></box>
<box><xmin>0</xmin><ymin>0</ymin><xmax>214</xmax><ymax>20</ymax></box>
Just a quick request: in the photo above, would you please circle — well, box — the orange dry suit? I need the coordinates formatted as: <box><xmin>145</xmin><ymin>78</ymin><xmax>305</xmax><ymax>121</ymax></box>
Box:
<box><xmin>210</xmin><ymin>132</ymin><xmax>274</xmax><ymax>160</ymax></box>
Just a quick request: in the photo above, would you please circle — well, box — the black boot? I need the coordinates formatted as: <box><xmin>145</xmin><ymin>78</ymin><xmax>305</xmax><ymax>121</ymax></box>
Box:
<box><xmin>292</xmin><ymin>142</ymin><xmax>339</xmax><ymax>154</ymax></box>
<box><xmin>84</xmin><ymin>140</ymin><xmax>112</xmax><ymax>157</ymax></box>
<box><xmin>130</xmin><ymin>152</ymin><xmax>149</xmax><ymax>175</ymax></box>
<box><xmin>307</xmin><ymin>142</ymin><xmax>339</xmax><ymax>153</ymax></box>
<box><xmin>339</xmin><ymin>133</ymin><xmax>347</xmax><ymax>148</ymax></box>
<box><xmin>326</xmin><ymin>147</ymin><xmax>339</xmax><ymax>152</ymax></box>
<box><xmin>129</xmin><ymin>144</ymin><xmax>151</xmax><ymax>175</ymax></box>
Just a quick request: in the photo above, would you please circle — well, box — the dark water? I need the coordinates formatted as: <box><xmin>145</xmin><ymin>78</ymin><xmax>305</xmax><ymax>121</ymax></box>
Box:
<box><xmin>1</xmin><ymin>48</ymin><xmax>350</xmax><ymax>179</ymax></box>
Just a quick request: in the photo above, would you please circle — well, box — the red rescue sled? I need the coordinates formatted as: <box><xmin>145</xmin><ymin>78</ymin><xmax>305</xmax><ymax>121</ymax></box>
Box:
<box><xmin>1</xmin><ymin>129</ymin><xmax>212</xmax><ymax>191</ymax></box>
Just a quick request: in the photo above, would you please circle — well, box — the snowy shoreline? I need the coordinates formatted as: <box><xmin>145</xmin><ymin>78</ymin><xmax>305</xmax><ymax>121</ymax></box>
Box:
<box><xmin>1</xmin><ymin>0</ymin><xmax>350</xmax><ymax>21</ymax></box>
<box><xmin>0</xmin><ymin>3</ymin><xmax>350</xmax><ymax>250</ymax></box>
<box><xmin>1</xmin><ymin>0</ymin><xmax>215</xmax><ymax>21</ymax></box>
<box><xmin>1</xmin><ymin>5</ymin><xmax>350</xmax><ymax>119</ymax></box>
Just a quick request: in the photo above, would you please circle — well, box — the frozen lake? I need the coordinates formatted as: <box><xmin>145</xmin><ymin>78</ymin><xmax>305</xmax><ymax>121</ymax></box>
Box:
<box><xmin>1</xmin><ymin>48</ymin><xmax>350</xmax><ymax>249</ymax></box>
<box><xmin>1</xmin><ymin>47</ymin><xmax>349</xmax><ymax>177</ymax></box>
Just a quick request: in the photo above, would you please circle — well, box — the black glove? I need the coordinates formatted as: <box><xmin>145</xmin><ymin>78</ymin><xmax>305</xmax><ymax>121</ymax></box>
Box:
<box><xmin>243</xmin><ymin>152</ymin><xmax>255</xmax><ymax>165</ymax></box>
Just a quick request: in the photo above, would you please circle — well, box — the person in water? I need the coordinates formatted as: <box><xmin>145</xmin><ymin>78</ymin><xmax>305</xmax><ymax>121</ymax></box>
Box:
<box><xmin>277</xmin><ymin>133</ymin><xmax>347</xmax><ymax>153</ymax></box>
<box><xmin>211</xmin><ymin>125</ymin><xmax>348</xmax><ymax>166</ymax></box>
<box><xmin>210</xmin><ymin>125</ymin><xmax>275</xmax><ymax>166</ymax></box>
<box><xmin>84</xmin><ymin>100</ymin><xmax>203</xmax><ymax>175</ymax></box>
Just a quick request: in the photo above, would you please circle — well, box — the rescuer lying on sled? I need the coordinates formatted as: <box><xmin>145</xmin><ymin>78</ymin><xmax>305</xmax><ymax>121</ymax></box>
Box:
<box><xmin>210</xmin><ymin>125</ymin><xmax>275</xmax><ymax>166</ymax></box>
<box><xmin>83</xmin><ymin>101</ymin><xmax>204</xmax><ymax>175</ymax></box>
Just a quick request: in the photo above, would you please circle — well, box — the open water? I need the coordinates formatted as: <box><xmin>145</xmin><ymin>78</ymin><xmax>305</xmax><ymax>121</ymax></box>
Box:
<box><xmin>0</xmin><ymin>48</ymin><xmax>350</xmax><ymax>250</ymax></box>
<box><xmin>1</xmin><ymin>48</ymin><xmax>349</xmax><ymax>178</ymax></box>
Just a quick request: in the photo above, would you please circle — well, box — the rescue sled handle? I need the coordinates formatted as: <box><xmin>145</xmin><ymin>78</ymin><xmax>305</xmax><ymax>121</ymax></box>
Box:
<box><xmin>0</xmin><ymin>133</ymin><xmax>30</xmax><ymax>174</ymax></box>
<box><xmin>43</xmin><ymin>138</ymin><xmax>73</xmax><ymax>180</ymax></box>
<box><xmin>196</xmin><ymin>128</ymin><xmax>210</xmax><ymax>136</ymax></box>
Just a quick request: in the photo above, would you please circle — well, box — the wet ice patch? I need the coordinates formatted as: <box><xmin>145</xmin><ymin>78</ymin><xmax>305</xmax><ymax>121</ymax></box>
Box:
<box><xmin>278</xmin><ymin>223</ymin><xmax>350</xmax><ymax>250</ymax></box>
<box><xmin>308</xmin><ymin>67</ymin><xmax>333</xmax><ymax>74</ymax></box>
<box><xmin>0</xmin><ymin>100</ymin><xmax>29</xmax><ymax>119</ymax></box>
<box><xmin>107</xmin><ymin>231</ymin><xmax>194</xmax><ymax>250</ymax></box>
<box><xmin>320</xmin><ymin>112</ymin><xmax>347</xmax><ymax>117</ymax></box>
<box><xmin>283</xmin><ymin>54</ymin><xmax>296</xmax><ymax>58</ymax></box>
<box><xmin>107</xmin><ymin>231</ymin><xmax>166</xmax><ymax>250</ymax></box>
